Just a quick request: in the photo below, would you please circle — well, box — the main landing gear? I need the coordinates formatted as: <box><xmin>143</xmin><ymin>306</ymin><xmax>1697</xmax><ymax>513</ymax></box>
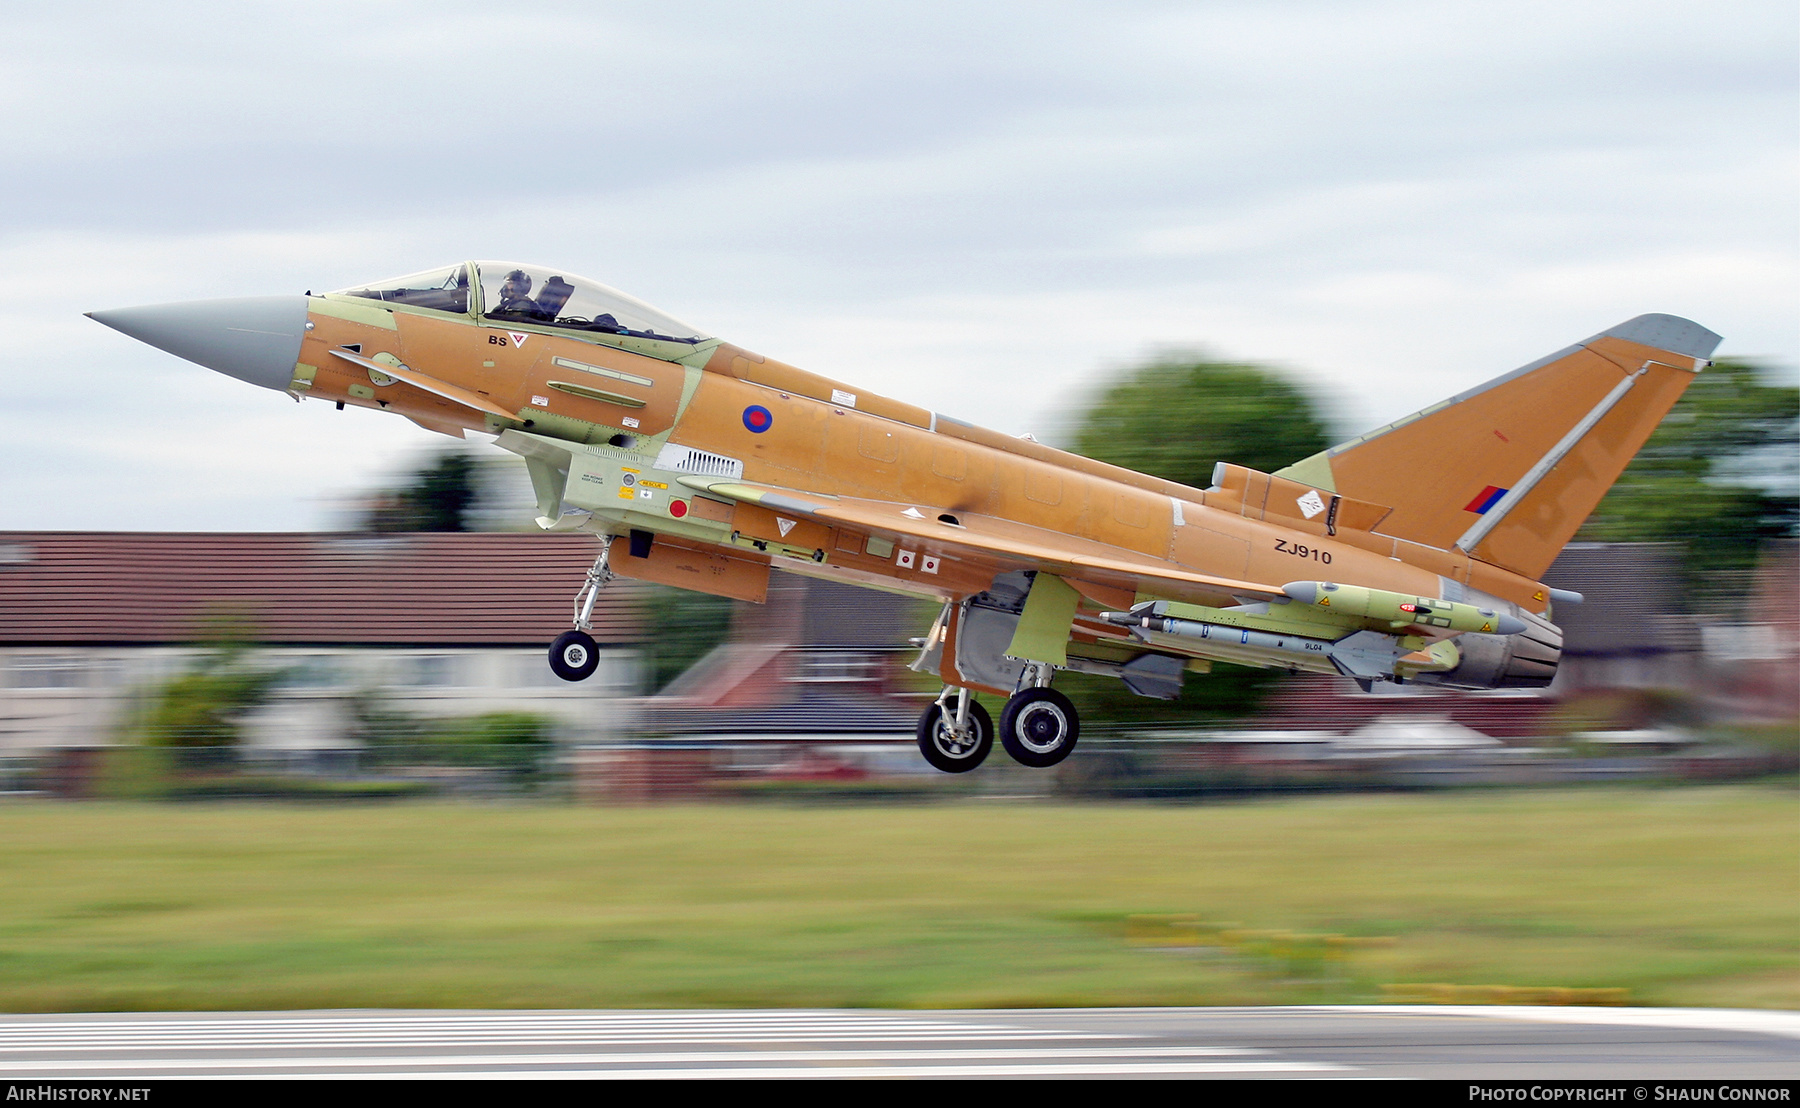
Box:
<box><xmin>917</xmin><ymin>687</ymin><xmax>994</xmax><ymax>773</ymax></box>
<box><xmin>918</xmin><ymin>665</ymin><xmax>1081</xmax><ymax>773</ymax></box>
<box><xmin>549</xmin><ymin>544</ymin><xmax>614</xmax><ymax>682</ymax></box>
<box><xmin>998</xmin><ymin>685</ymin><xmax>1080</xmax><ymax>769</ymax></box>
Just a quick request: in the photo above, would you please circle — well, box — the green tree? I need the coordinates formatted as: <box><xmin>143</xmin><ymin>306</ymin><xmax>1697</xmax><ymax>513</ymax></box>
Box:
<box><xmin>360</xmin><ymin>450</ymin><xmax>481</xmax><ymax>531</ymax></box>
<box><xmin>1578</xmin><ymin>359</ymin><xmax>1798</xmax><ymax>606</ymax></box>
<box><xmin>1070</xmin><ymin>354</ymin><xmax>1334</xmax><ymax>490</ymax></box>
<box><xmin>641</xmin><ymin>585</ymin><xmax>738</xmax><ymax>693</ymax></box>
<box><xmin>1064</xmin><ymin>354</ymin><xmax>1337</xmax><ymax>727</ymax></box>
<box><xmin>138</xmin><ymin>639</ymin><xmax>282</xmax><ymax>748</ymax></box>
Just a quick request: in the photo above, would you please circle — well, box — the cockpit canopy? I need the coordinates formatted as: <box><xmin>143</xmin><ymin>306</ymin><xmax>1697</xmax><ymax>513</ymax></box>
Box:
<box><xmin>334</xmin><ymin>264</ymin><xmax>470</xmax><ymax>313</ymax></box>
<box><xmin>474</xmin><ymin>262</ymin><xmax>708</xmax><ymax>344</ymax></box>
<box><xmin>330</xmin><ymin>262</ymin><xmax>711</xmax><ymax>346</ymax></box>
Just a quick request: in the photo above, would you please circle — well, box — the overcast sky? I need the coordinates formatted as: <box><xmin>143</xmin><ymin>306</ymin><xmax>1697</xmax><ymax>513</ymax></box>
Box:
<box><xmin>2</xmin><ymin>0</ymin><xmax>1794</xmax><ymax>530</ymax></box>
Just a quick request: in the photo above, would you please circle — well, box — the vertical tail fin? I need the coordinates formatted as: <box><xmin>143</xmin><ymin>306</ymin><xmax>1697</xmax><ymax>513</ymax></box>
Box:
<box><xmin>1275</xmin><ymin>314</ymin><xmax>1722</xmax><ymax>580</ymax></box>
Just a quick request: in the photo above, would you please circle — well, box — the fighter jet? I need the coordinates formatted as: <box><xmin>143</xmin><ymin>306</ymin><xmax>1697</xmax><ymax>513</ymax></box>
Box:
<box><xmin>89</xmin><ymin>262</ymin><xmax>1721</xmax><ymax>772</ymax></box>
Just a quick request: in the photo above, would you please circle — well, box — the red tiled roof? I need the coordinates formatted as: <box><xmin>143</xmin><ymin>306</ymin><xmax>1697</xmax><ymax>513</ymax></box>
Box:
<box><xmin>1248</xmin><ymin>673</ymin><xmax>1552</xmax><ymax>740</ymax></box>
<box><xmin>0</xmin><ymin>532</ymin><xmax>642</xmax><ymax>646</ymax></box>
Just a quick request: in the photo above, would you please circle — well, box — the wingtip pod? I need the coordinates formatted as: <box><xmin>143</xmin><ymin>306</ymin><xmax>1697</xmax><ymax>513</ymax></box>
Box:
<box><xmin>1595</xmin><ymin>314</ymin><xmax>1722</xmax><ymax>363</ymax></box>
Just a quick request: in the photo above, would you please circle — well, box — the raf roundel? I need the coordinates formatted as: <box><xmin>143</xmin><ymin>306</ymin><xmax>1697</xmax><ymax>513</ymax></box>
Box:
<box><xmin>742</xmin><ymin>405</ymin><xmax>773</xmax><ymax>434</ymax></box>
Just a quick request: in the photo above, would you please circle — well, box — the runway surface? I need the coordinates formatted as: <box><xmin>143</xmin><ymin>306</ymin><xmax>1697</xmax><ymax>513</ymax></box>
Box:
<box><xmin>2</xmin><ymin>1006</ymin><xmax>1796</xmax><ymax>1079</ymax></box>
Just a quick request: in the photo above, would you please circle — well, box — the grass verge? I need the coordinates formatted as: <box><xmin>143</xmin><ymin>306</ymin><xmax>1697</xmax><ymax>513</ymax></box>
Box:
<box><xmin>0</xmin><ymin>784</ymin><xmax>1792</xmax><ymax>1011</ymax></box>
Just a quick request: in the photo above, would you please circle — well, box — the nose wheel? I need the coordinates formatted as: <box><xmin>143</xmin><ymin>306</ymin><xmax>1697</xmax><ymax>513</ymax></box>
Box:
<box><xmin>999</xmin><ymin>687</ymin><xmax>1079</xmax><ymax>768</ymax></box>
<box><xmin>549</xmin><ymin>630</ymin><xmax>599</xmax><ymax>682</ymax></box>
<box><xmin>547</xmin><ymin>543</ymin><xmax>614</xmax><ymax>682</ymax></box>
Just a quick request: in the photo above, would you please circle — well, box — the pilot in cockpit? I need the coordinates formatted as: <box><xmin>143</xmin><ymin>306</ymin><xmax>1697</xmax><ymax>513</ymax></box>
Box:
<box><xmin>494</xmin><ymin>269</ymin><xmax>537</xmax><ymax>315</ymax></box>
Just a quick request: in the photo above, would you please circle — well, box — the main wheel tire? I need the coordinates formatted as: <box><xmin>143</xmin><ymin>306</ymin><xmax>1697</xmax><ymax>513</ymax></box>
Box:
<box><xmin>999</xmin><ymin>687</ymin><xmax>1080</xmax><ymax>768</ymax></box>
<box><xmin>916</xmin><ymin>700</ymin><xmax>994</xmax><ymax>773</ymax></box>
<box><xmin>548</xmin><ymin>630</ymin><xmax>600</xmax><ymax>682</ymax></box>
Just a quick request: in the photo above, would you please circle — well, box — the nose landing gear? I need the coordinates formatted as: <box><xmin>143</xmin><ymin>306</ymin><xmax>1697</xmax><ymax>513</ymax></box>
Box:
<box><xmin>549</xmin><ymin>629</ymin><xmax>599</xmax><ymax>682</ymax></box>
<box><xmin>548</xmin><ymin>543</ymin><xmax>615</xmax><ymax>683</ymax></box>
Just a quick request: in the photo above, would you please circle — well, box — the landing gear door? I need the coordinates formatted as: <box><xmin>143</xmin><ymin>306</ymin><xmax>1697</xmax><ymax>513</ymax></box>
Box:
<box><xmin>956</xmin><ymin>601</ymin><xmax>1030</xmax><ymax>694</ymax></box>
<box><xmin>913</xmin><ymin>600</ymin><xmax>1027</xmax><ymax>698</ymax></box>
<box><xmin>911</xmin><ymin>602</ymin><xmax>952</xmax><ymax>677</ymax></box>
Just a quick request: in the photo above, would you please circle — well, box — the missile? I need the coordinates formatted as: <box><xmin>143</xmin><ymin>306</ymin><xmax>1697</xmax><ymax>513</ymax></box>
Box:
<box><xmin>1281</xmin><ymin>581</ymin><xmax>1526</xmax><ymax>635</ymax></box>
<box><xmin>1096</xmin><ymin>607</ymin><xmax>1415</xmax><ymax>681</ymax></box>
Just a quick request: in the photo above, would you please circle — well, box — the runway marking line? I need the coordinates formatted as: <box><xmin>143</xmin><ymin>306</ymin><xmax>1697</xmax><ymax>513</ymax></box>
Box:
<box><xmin>43</xmin><ymin>1062</ymin><xmax>1350</xmax><ymax>1079</ymax></box>
<box><xmin>0</xmin><ymin>1046</ymin><xmax>1271</xmax><ymax>1072</ymax></box>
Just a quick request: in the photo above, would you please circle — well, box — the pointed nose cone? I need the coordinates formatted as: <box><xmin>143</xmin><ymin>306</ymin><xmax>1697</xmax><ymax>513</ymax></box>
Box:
<box><xmin>88</xmin><ymin>296</ymin><xmax>309</xmax><ymax>392</ymax></box>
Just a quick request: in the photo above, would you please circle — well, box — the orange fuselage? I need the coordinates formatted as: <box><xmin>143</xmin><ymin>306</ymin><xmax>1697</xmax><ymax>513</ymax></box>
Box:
<box><xmin>296</xmin><ymin>295</ymin><xmax>1548</xmax><ymax>620</ymax></box>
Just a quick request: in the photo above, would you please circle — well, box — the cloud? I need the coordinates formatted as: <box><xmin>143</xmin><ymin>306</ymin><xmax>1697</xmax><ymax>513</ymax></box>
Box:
<box><xmin>0</xmin><ymin>0</ymin><xmax>1792</xmax><ymax>529</ymax></box>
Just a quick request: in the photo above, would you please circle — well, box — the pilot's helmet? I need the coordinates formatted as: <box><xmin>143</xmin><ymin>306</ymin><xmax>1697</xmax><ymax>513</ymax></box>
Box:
<box><xmin>501</xmin><ymin>269</ymin><xmax>532</xmax><ymax>297</ymax></box>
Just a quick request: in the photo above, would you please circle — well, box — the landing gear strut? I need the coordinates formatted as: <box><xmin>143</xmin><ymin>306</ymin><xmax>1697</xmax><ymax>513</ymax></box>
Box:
<box><xmin>916</xmin><ymin>687</ymin><xmax>993</xmax><ymax>773</ymax></box>
<box><xmin>548</xmin><ymin>543</ymin><xmax>614</xmax><ymax>682</ymax></box>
